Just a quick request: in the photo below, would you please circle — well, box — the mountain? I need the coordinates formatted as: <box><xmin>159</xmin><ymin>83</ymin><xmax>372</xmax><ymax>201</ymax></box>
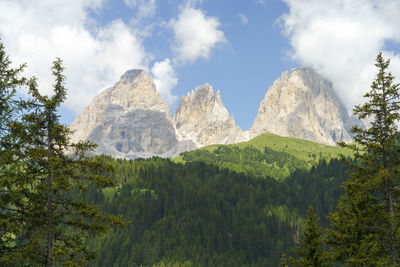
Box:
<box><xmin>69</xmin><ymin>69</ymin><xmax>195</xmax><ymax>158</ymax></box>
<box><xmin>69</xmin><ymin>70</ymin><xmax>248</xmax><ymax>159</ymax></box>
<box><xmin>173</xmin><ymin>83</ymin><xmax>248</xmax><ymax>147</ymax></box>
<box><xmin>250</xmin><ymin>68</ymin><xmax>356</xmax><ymax>146</ymax></box>
<box><xmin>70</xmin><ymin>67</ymin><xmax>361</xmax><ymax>159</ymax></box>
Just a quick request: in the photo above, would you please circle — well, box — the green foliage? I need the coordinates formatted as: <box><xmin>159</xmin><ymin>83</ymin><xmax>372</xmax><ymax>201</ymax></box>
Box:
<box><xmin>0</xmin><ymin>41</ymin><xmax>26</xmax><ymax>134</ymax></box>
<box><xmin>280</xmin><ymin>253</ymin><xmax>288</xmax><ymax>267</ymax></box>
<box><xmin>86</xmin><ymin>156</ymin><xmax>348</xmax><ymax>266</ymax></box>
<box><xmin>0</xmin><ymin>55</ymin><xmax>125</xmax><ymax>266</ymax></box>
<box><xmin>0</xmin><ymin>41</ymin><xmax>30</xmax><ymax>264</ymax></box>
<box><xmin>181</xmin><ymin>133</ymin><xmax>352</xmax><ymax>180</ymax></box>
<box><xmin>237</xmin><ymin>133</ymin><xmax>353</xmax><ymax>162</ymax></box>
<box><xmin>291</xmin><ymin>206</ymin><xmax>329</xmax><ymax>267</ymax></box>
<box><xmin>328</xmin><ymin>52</ymin><xmax>400</xmax><ymax>265</ymax></box>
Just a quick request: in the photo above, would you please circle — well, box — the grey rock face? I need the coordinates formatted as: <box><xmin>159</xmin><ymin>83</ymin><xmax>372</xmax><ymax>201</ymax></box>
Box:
<box><xmin>173</xmin><ymin>83</ymin><xmax>248</xmax><ymax>147</ymax></box>
<box><xmin>86</xmin><ymin>109</ymin><xmax>178</xmax><ymax>158</ymax></box>
<box><xmin>70</xmin><ymin>66</ymin><xmax>358</xmax><ymax>158</ymax></box>
<box><xmin>250</xmin><ymin>68</ymin><xmax>355</xmax><ymax>146</ymax></box>
<box><xmin>69</xmin><ymin>69</ymin><xmax>184</xmax><ymax>159</ymax></box>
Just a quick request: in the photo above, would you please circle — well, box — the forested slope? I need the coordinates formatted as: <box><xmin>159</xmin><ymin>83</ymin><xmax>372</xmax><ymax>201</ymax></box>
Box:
<box><xmin>86</xmin><ymin>154</ymin><xmax>349</xmax><ymax>266</ymax></box>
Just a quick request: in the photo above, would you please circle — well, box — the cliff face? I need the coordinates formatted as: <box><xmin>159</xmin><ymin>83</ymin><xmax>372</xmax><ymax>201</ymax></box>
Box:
<box><xmin>173</xmin><ymin>83</ymin><xmax>248</xmax><ymax>147</ymax></box>
<box><xmin>250</xmin><ymin>68</ymin><xmax>354</xmax><ymax>146</ymax></box>
<box><xmin>69</xmin><ymin>69</ymin><xmax>183</xmax><ymax>158</ymax></box>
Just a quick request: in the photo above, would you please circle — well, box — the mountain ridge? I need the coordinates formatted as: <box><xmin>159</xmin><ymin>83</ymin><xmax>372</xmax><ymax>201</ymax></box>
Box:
<box><xmin>70</xmin><ymin>67</ymin><xmax>359</xmax><ymax>159</ymax></box>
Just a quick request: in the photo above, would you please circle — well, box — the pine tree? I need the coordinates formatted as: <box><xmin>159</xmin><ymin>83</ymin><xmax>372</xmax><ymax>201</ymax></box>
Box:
<box><xmin>290</xmin><ymin>206</ymin><xmax>328</xmax><ymax>266</ymax></box>
<box><xmin>1</xmin><ymin>58</ymin><xmax>125</xmax><ymax>266</ymax></box>
<box><xmin>0</xmin><ymin>41</ymin><xmax>30</xmax><ymax>265</ymax></box>
<box><xmin>328</xmin><ymin>52</ymin><xmax>400</xmax><ymax>265</ymax></box>
<box><xmin>326</xmin><ymin>172</ymin><xmax>388</xmax><ymax>265</ymax></box>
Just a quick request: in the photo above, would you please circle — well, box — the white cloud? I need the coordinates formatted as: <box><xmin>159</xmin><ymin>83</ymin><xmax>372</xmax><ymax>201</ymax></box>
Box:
<box><xmin>124</xmin><ymin>0</ymin><xmax>156</xmax><ymax>21</ymax></box>
<box><xmin>238</xmin><ymin>13</ymin><xmax>248</xmax><ymax>25</ymax></box>
<box><xmin>151</xmin><ymin>58</ymin><xmax>178</xmax><ymax>105</ymax></box>
<box><xmin>0</xmin><ymin>0</ymin><xmax>150</xmax><ymax>116</ymax></box>
<box><xmin>169</xmin><ymin>7</ymin><xmax>226</xmax><ymax>63</ymax></box>
<box><xmin>281</xmin><ymin>0</ymin><xmax>400</xmax><ymax>112</ymax></box>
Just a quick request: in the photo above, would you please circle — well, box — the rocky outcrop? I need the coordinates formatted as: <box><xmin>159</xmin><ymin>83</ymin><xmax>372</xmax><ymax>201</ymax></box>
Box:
<box><xmin>69</xmin><ymin>69</ymin><xmax>193</xmax><ymax>158</ymax></box>
<box><xmin>173</xmin><ymin>84</ymin><xmax>248</xmax><ymax>147</ymax></box>
<box><xmin>250</xmin><ymin>68</ymin><xmax>355</xmax><ymax>146</ymax></box>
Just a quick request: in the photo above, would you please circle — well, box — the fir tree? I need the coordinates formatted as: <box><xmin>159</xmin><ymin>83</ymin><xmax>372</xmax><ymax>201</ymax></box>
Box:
<box><xmin>1</xmin><ymin>58</ymin><xmax>125</xmax><ymax>266</ymax></box>
<box><xmin>291</xmin><ymin>206</ymin><xmax>328</xmax><ymax>267</ymax></box>
<box><xmin>0</xmin><ymin>41</ymin><xmax>30</xmax><ymax>265</ymax></box>
<box><xmin>327</xmin><ymin>173</ymin><xmax>388</xmax><ymax>265</ymax></box>
<box><xmin>328</xmin><ymin>52</ymin><xmax>400</xmax><ymax>265</ymax></box>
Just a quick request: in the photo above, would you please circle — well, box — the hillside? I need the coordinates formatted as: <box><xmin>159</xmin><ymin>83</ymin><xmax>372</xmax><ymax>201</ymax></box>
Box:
<box><xmin>87</xmin><ymin>156</ymin><xmax>348</xmax><ymax>266</ymax></box>
<box><xmin>83</xmin><ymin>134</ymin><xmax>353</xmax><ymax>266</ymax></box>
<box><xmin>177</xmin><ymin>133</ymin><xmax>352</xmax><ymax>180</ymax></box>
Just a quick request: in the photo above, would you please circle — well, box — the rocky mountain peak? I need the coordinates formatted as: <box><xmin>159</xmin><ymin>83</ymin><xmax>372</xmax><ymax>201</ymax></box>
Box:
<box><xmin>69</xmin><ymin>69</ymin><xmax>182</xmax><ymax>158</ymax></box>
<box><xmin>174</xmin><ymin>84</ymin><xmax>248</xmax><ymax>147</ymax></box>
<box><xmin>108</xmin><ymin>69</ymin><xmax>170</xmax><ymax>118</ymax></box>
<box><xmin>250</xmin><ymin>67</ymin><xmax>354</xmax><ymax>146</ymax></box>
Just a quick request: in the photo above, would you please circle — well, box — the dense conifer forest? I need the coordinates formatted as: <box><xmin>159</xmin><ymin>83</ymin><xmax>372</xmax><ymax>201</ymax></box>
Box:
<box><xmin>85</xmin><ymin>156</ymin><xmax>348</xmax><ymax>266</ymax></box>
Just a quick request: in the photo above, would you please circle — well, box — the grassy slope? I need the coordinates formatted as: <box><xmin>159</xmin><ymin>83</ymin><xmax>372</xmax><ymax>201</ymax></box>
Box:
<box><xmin>235</xmin><ymin>133</ymin><xmax>352</xmax><ymax>161</ymax></box>
<box><xmin>176</xmin><ymin>133</ymin><xmax>352</xmax><ymax>163</ymax></box>
<box><xmin>173</xmin><ymin>133</ymin><xmax>353</xmax><ymax>180</ymax></box>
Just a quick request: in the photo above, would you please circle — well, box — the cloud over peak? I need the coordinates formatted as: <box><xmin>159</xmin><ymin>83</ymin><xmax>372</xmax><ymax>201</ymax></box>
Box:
<box><xmin>281</xmin><ymin>0</ymin><xmax>400</xmax><ymax>112</ymax></box>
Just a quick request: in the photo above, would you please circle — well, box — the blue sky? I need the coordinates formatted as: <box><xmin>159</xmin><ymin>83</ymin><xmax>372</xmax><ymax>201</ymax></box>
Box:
<box><xmin>1</xmin><ymin>0</ymin><xmax>400</xmax><ymax>130</ymax></box>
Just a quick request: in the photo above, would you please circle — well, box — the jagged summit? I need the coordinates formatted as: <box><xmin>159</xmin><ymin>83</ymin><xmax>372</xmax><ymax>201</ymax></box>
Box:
<box><xmin>69</xmin><ymin>69</ymin><xmax>181</xmax><ymax>158</ymax></box>
<box><xmin>250</xmin><ymin>67</ymin><xmax>355</xmax><ymax>146</ymax></box>
<box><xmin>173</xmin><ymin>83</ymin><xmax>248</xmax><ymax>147</ymax></box>
<box><xmin>108</xmin><ymin>69</ymin><xmax>170</xmax><ymax>117</ymax></box>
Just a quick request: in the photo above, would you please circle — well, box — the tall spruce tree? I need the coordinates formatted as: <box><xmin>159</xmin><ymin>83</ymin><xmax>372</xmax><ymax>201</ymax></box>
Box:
<box><xmin>290</xmin><ymin>206</ymin><xmax>328</xmax><ymax>267</ymax></box>
<box><xmin>0</xmin><ymin>41</ymin><xmax>30</xmax><ymax>265</ymax></box>
<box><xmin>328</xmin><ymin>52</ymin><xmax>400</xmax><ymax>265</ymax></box>
<box><xmin>1</xmin><ymin>57</ymin><xmax>125</xmax><ymax>266</ymax></box>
